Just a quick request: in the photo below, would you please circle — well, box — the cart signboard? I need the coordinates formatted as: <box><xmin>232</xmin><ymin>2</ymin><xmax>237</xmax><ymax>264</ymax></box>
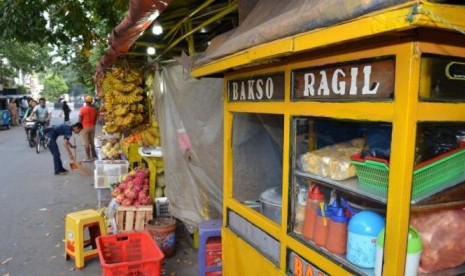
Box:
<box><xmin>288</xmin><ymin>251</ymin><xmax>328</xmax><ymax>276</ymax></box>
<box><xmin>292</xmin><ymin>58</ymin><xmax>395</xmax><ymax>100</ymax></box>
<box><xmin>228</xmin><ymin>72</ymin><xmax>285</xmax><ymax>102</ymax></box>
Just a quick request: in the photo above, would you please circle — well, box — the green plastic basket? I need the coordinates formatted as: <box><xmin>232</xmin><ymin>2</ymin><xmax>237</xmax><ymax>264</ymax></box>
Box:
<box><xmin>351</xmin><ymin>147</ymin><xmax>465</xmax><ymax>197</ymax></box>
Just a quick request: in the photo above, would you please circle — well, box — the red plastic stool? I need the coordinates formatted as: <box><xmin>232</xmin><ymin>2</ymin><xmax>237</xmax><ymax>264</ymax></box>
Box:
<box><xmin>198</xmin><ymin>219</ymin><xmax>222</xmax><ymax>276</ymax></box>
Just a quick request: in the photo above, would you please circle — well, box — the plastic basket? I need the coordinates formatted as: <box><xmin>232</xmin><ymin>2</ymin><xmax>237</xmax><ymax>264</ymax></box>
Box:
<box><xmin>351</xmin><ymin>147</ymin><xmax>465</xmax><ymax>196</ymax></box>
<box><xmin>96</xmin><ymin>231</ymin><xmax>164</xmax><ymax>276</ymax></box>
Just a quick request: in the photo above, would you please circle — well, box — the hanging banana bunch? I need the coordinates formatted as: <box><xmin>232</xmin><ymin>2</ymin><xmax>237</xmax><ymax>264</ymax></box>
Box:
<box><xmin>101</xmin><ymin>65</ymin><xmax>147</xmax><ymax>133</ymax></box>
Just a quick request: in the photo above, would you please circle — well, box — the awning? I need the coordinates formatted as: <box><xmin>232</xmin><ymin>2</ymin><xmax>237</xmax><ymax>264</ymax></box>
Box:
<box><xmin>96</xmin><ymin>0</ymin><xmax>172</xmax><ymax>74</ymax></box>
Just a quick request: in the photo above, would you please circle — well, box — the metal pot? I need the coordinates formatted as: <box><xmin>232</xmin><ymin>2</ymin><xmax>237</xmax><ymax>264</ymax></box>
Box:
<box><xmin>260</xmin><ymin>187</ymin><xmax>282</xmax><ymax>224</ymax></box>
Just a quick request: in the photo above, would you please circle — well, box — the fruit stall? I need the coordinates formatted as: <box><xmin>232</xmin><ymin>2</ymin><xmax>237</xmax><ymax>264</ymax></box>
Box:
<box><xmin>96</xmin><ymin>64</ymin><xmax>164</xmax><ymax>201</ymax></box>
<box><xmin>191</xmin><ymin>1</ymin><xmax>465</xmax><ymax>275</ymax></box>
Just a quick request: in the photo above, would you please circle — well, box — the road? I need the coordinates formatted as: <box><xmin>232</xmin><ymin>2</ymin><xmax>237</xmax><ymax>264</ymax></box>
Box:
<box><xmin>0</xmin><ymin>109</ymin><xmax>102</xmax><ymax>275</ymax></box>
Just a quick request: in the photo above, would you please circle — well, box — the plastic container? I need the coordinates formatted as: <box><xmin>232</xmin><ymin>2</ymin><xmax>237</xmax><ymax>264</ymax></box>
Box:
<box><xmin>302</xmin><ymin>184</ymin><xmax>325</xmax><ymax>240</ymax></box>
<box><xmin>146</xmin><ymin>218</ymin><xmax>177</xmax><ymax>258</ymax></box>
<box><xmin>351</xmin><ymin>146</ymin><xmax>465</xmax><ymax>196</ymax></box>
<box><xmin>326</xmin><ymin>207</ymin><xmax>349</xmax><ymax>254</ymax></box>
<box><xmin>260</xmin><ymin>187</ymin><xmax>282</xmax><ymax>224</ymax></box>
<box><xmin>206</xmin><ymin>236</ymin><xmax>222</xmax><ymax>267</ymax></box>
<box><xmin>346</xmin><ymin>210</ymin><xmax>385</xmax><ymax>268</ymax></box>
<box><xmin>293</xmin><ymin>184</ymin><xmax>308</xmax><ymax>234</ymax></box>
<box><xmin>313</xmin><ymin>204</ymin><xmax>332</xmax><ymax>247</ymax></box>
<box><xmin>374</xmin><ymin>227</ymin><xmax>423</xmax><ymax>276</ymax></box>
<box><xmin>96</xmin><ymin>231</ymin><xmax>164</xmax><ymax>276</ymax></box>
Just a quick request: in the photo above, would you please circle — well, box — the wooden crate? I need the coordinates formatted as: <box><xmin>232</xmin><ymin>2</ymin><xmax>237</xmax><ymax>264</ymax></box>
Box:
<box><xmin>116</xmin><ymin>205</ymin><xmax>153</xmax><ymax>232</ymax></box>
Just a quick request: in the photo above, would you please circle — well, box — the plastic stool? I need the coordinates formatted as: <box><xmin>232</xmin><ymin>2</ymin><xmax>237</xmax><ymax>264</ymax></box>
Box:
<box><xmin>198</xmin><ymin>219</ymin><xmax>222</xmax><ymax>276</ymax></box>
<box><xmin>65</xmin><ymin>209</ymin><xmax>107</xmax><ymax>268</ymax></box>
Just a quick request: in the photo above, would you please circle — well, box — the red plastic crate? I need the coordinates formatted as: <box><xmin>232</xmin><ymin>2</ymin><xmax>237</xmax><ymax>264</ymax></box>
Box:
<box><xmin>206</xmin><ymin>237</ymin><xmax>222</xmax><ymax>267</ymax></box>
<box><xmin>96</xmin><ymin>231</ymin><xmax>164</xmax><ymax>276</ymax></box>
<box><xmin>206</xmin><ymin>271</ymin><xmax>223</xmax><ymax>276</ymax></box>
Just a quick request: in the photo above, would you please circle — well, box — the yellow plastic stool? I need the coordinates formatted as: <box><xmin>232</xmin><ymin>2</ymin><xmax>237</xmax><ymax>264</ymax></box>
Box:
<box><xmin>64</xmin><ymin>209</ymin><xmax>107</xmax><ymax>268</ymax></box>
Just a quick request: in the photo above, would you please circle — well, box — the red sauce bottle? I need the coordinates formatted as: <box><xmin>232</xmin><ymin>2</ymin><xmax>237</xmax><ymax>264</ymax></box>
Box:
<box><xmin>301</xmin><ymin>184</ymin><xmax>325</xmax><ymax>240</ymax></box>
<box><xmin>326</xmin><ymin>207</ymin><xmax>349</xmax><ymax>254</ymax></box>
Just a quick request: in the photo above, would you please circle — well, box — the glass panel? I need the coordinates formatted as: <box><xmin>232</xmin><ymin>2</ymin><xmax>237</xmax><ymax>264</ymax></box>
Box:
<box><xmin>232</xmin><ymin>113</ymin><xmax>284</xmax><ymax>225</ymax></box>
<box><xmin>377</xmin><ymin>122</ymin><xmax>465</xmax><ymax>276</ymax></box>
<box><xmin>420</xmin><ymin>54</ymin><xmax>465</xmax><ymax>101</ymax></box>
<box><xmin>290</xmin><ymin>117</ymin><xmax>391</xmax><ymax>275</ymax></box>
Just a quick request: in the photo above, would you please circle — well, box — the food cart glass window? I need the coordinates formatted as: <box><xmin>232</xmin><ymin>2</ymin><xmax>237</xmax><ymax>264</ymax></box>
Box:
<box><xmin>232</xmin><ymin>112</ymin><xmax>284</xmax><ymax>225</ymax></box>
<box><xmin>291</xmin><ymin>117</ymin><xmax>391</xmax><ymax>243</ymax></box>
<box><xmin>419</xmin><ymin>54</ymin><xmax>465</xmax><ymax>101</ymax></box>
<box><xmin>409</xmin><ymin>122</ymin><xmax>465</xmax><ymax>275</ymax></box>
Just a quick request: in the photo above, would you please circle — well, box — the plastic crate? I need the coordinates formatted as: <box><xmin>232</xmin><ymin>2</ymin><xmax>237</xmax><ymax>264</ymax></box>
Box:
<box><xmin>95</xmin><ymin>160</ymin><xmax>129</xmax><ymax>175</ymax></box>
<box><xmin>351</xmin><ymin>146</ymin><xmax>465</xmax><ymax>196</ymax></box>
<box><xmin>154</xmin><ymin>197</ymin><xmax>170</xmax><ymax>218</ymax></box>
<box><xmin>94</xmin><ymin>170</ymin><xmax>123</xmax><ymax>189</ymax></box>
<box><xmin>96</xmin><ymin>231</ymin><xmax>164</xmax><ymax>276</ymax></box>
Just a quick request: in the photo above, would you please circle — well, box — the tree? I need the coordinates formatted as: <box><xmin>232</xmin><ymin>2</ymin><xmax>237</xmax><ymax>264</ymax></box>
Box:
<box><xmin>0</xmin><ymin>0</ymin><xmax>128</xmax><ymax>87</ymax></box>
<box><xmin>0</xmin><ymin>41</ymin><xmax>51</xmax><ymax>81</ymax></box>
<box><xmin>41</xmin><ymin>73</ymin><xmax>69</xmax><ymax>102</ymax></box>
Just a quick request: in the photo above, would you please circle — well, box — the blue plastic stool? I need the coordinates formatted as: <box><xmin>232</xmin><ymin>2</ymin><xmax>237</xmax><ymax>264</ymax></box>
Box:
<box><xmin>198</xmin><ymin>219</ymin><xmax>222</xmax><ymax>276</ymax></box>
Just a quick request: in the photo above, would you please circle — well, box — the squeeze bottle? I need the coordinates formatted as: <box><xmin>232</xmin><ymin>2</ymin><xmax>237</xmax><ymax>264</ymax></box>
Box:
<box><xmin>326</xmin><ymin>207</ymin><xmax>349</xmax><ymax>254</ymax></box>
<box><xmin>301</xmin><ymin>184</ymin><xmax>325</xmax><ymax>240</ymax></box>
<box><xmin>314</xmin><ymin>203</ymin><xmax>332</xmax><ymax>247</ymax></box>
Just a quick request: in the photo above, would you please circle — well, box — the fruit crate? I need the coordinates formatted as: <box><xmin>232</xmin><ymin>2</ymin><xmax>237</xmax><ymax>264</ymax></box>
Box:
<box><xmin>96</xmin><ymin>231</ymin><xmax>164</xmax><ymax>276</ymax></box>
<box><xmin>351</xmin><ymin>146</ymin><xmax>465</xmax><ymax>197</ymax></box>
<box><xmin>116</xmin><ymin>205</ymin><xmax>153</xmax><ymax>233</ymax></box>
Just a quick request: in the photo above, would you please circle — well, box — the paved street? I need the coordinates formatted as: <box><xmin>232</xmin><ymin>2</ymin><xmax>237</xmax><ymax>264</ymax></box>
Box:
<box><xmin>0</xmin><ymin>109</ymin><xmax>102</xmax><ymax>275</ymax></box>
<box><xmin>0</xmin><ymin>108</ymin><xmax>198</xmax><ymax>276</ymax></box>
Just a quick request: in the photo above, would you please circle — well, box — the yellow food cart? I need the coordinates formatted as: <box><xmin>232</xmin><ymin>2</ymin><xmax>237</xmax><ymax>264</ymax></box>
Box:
<box><xmin>192</xmin><ymin>1</ymin><xmax>465</xmax><ymax>275</ymax></box>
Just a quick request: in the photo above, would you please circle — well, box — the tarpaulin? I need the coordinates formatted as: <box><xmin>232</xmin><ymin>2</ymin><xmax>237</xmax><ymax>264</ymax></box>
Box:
<box><xmin>153</xmin><ymin>64</ymin><xmax>224</xmax><ymax>231</ymax></box>
<box><xmin>196</xmin><ymin>0</ymin><xmax>411</xmax><ymax>66</ymax></box>
<box><xmin>96</xmin><ymin>0</ymin><xmax>172</xmax><ymax>73</ymax></box>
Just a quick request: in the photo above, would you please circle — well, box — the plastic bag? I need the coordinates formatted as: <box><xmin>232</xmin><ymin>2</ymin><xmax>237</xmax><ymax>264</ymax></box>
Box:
<box><xmin>410</xmin><ymin>208</ymin><xmax>465</xmax><ymax>273</ymax></box>
<box><xmin>360</xmin><ymin>124</ymin><xmax>392</xmax><ymax>160</ymax></box>
<box><xmin>417</xmin><ymin>126</ymin><xmax>461</xmax><ymax>163</ymax></box>
<box><xmin>300</xmin><ymin>138</ymin><xmax>364</xmax><ymax>180</ymax></box>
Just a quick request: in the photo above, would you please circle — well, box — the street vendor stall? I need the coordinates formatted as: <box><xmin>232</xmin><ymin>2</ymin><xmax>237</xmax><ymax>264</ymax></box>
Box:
<box><xmin>192</xmin><ymin>1</ymin><xmax>465</xmax><ymax>275</ymax></box>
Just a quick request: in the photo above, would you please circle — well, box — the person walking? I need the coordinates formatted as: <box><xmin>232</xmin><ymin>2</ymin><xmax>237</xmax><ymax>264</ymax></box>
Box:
<box><xmin>61</xmin><ymin>100</ymin><xmax>71</xmax><ymax>124</ymax></box>
<box><xmin>45</xmin><ymin>122</ymin><xmax>83</xmax><ymax>175</ymax></box>
<box><xmin>79</xmin><ymin>95</ymin><xmax>98</xmax><ymax>162</ymax></box>
<box><xmin>8</xmin><ymin>100</ymin><xmax>19</xmax><ymax>126</ymax></box>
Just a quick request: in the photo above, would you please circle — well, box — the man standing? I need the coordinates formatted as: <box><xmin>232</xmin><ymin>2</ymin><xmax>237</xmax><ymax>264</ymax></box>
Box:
<box><xmin>79</xmin><ymin>95</ymin><xmax>98</xmax><ymax>162</ymax></box>
<box><xmin>46</xmin><ymin>122</ymin><xmax>83</xmax><ymax>175</ymax></box>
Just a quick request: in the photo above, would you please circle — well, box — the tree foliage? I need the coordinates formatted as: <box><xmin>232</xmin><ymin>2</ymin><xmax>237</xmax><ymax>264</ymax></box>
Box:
<box><xmin>0</xmin><ymin>0</ymin><xmax>128</xmax><ymax>87</ymax></box>
<box><xmin>40</xmin><ymin>73</ymin><xmax>69</xmax><ymax>102</ymax></box>
<box><xmin>0</xmin><ymin>41</ymin><xmax>50</xmax><ymax>79</ymax></box>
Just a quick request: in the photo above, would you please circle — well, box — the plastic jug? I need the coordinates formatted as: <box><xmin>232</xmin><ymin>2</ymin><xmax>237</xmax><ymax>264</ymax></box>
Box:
<box><xmin>301</xmin><ymin>184</ymin><xmax>325</xmax><ymax>240</ymax></box>
<box><xmin>293</xmin><ymin>184</ymin><xmax>308</xmax><ymax>234</ymax></box>
<box><xmin>374</xmin><ymin>227</ymin><xmax>423</xmax><ymax>276</ymax></box>
<box><xmin>314</xmin><ymin>203</ymin><xmax>332</xmax><ymax>247</ymax></box>
<box><xmin>346</xmin><ymin>210</ymin><xmax>385</xmax><ymax>268</ymax></box>
<box><xmin>326</xmin><ymin>207</ymin><xmax>348</xmax><ymax>255</ymax></box>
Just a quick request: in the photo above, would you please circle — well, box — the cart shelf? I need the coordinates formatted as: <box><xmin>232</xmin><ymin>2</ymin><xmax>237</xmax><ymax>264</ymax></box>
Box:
<box><xmin>295</xmin><ymin>170</ymin><xmax>465</xmax><ymax>205</ymax></box>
